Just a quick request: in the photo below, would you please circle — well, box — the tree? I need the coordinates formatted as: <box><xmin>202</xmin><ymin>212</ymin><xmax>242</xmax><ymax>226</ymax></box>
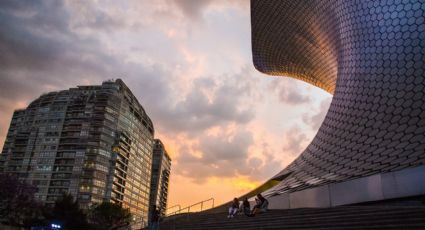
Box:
<box><xmin>0</xmin><ymin>174</ymin><xmax>45</xmax><ymax>228</ymax></box>
<box><xmin>46</xmin><ymin>193</ymin><xmax>90</xmax><ymax>229</ymax></box>
<box><xmin>88</xmin><ymin>202</ymin><xmax>132</xmax><ymax>230</ymax></box>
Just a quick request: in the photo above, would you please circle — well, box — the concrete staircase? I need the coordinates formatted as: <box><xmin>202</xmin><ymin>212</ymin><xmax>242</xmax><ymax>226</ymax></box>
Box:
<box><xmin>158</xmin><ymin>206</ymin><xmax>425</xmax><ymax>229</ymax></box>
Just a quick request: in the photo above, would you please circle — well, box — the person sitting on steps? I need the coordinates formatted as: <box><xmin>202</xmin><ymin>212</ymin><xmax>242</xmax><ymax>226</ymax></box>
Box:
<box><xmin>240</xmin><ymin>197</ymin><xmax>251</xmax><ymax>217</ymax></box>
<box><xmin>251</xmin><ymin>193</ymin><xmax>269</xmax><ymax>216</ymax></box>
<box><xmin>227</xmin><ymin>197</ymin><xmax>240</xmax><ymax>218</ymax></box>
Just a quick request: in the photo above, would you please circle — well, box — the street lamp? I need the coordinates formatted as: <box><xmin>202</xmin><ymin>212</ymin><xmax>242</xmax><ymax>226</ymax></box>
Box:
<box><xmin>51</xmin><ymin>223</ymin><xmax>62</xmax><ymax>229</ymax></box>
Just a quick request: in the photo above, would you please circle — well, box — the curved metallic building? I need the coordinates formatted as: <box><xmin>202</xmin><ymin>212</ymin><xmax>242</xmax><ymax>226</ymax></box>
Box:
<box><xmin>251</xmin><ymin>0</ymin><xmax>425</xmax><ymax>207</ymax></box>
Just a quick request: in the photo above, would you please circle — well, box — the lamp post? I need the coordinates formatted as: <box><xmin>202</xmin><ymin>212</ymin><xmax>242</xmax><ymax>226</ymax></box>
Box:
<box><xmin>50</xmin><ymin>223</ymin><xmax>62</xmax><ymax>229</ymax></box>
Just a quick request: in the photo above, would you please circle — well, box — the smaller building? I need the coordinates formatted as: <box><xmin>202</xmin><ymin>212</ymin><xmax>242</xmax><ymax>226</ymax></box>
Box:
<box><xmin>148</xmin><ymin>139</ymin><xmax>171</xmax><ymax>221</ymax></box>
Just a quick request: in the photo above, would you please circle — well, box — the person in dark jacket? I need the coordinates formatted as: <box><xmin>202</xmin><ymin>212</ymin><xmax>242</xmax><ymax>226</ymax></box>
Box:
<box><xmin>241</xmin><ymin>197</ymin><xmax>251</xmax><ymax>216</ymax></box>
<box><xmin>251</xmin><ymin>193</ymin><xmax>269</xmax><ymax>216</ymax></box>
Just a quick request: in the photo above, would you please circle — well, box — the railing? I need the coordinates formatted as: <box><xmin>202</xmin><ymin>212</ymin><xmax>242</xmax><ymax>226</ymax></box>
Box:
<box><xmin>165</xmin><ymin>204</ymin><xmax>181</xmax><ymax>215</ymax></box>
<box><xmin>166</xmin><ymin>198</ymin><xmax>214</xmax><ymax>216</ymax></box>
<box><xmin>128</xmin><ymin>216</ymin><xmax>146</xmax><ymax>229</ymax></box>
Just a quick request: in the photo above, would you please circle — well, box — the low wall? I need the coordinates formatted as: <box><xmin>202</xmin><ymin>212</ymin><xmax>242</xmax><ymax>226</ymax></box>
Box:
<box><xmin>268</xmin><ymin>165</ymin><xmax>425</xmax><ymax>209</ymax></box>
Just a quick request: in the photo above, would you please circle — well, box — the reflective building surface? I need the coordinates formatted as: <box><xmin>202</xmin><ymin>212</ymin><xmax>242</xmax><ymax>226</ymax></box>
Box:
<box><xmin>251</xmin><ymin>0</ymin><xmax>425</xmax><ymax>207</ymax></box>
<box><xmin>148</xmin><ymin>139</ymin><xmax>171</xmax><ymax>221</ymax></box>
<box><xmin>0</xmin><ymin>79</ymin><xmax>154</xmax><ymax>226</ymax></box>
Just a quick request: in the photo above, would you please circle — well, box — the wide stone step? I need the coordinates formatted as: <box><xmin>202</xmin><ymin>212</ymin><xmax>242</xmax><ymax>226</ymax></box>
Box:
<box><xmin>177</xmin><ymin>214</ymin><xmax>424</xmax><ymax>227</ymax></box>
<box><xmin>179</xmin><ymin>212</ymin><xmax>424</xmax><ymax>224</ymax></box>
<box><xmin>175</xmin><ymin>222</ymin><xmax>425</xmax><ymax>230</ymax></box>
<box><xmin>158</xmin><ymin>206</ymin><xmax>425</xmax><ymax>230</ymax></box>
<box><xmin>181</xmin><ymin>206</ymin><xmax>425</xmax><ymax>218</ymax></box>
<box><xmin>168</xmin><ymin>208</ymin><xmax>425</xmax><ymax>224</ymax></box>
<box><xmin>172</xmin><ymin>220</ymin><xmax>425</xmax><ymax>230</ymax></box>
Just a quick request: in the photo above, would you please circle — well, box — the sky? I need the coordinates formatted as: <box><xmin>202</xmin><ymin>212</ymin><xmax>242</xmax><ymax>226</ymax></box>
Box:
<box><xmin>0</xmin><ymin>0</ymin><xmax>332</xmax><ymax>210</ymax></box>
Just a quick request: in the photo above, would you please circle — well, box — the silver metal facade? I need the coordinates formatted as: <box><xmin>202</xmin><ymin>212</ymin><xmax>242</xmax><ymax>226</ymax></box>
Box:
<box><xmin>251</xmin><ymin>0</ymin><xmax>425</xmax><ymax>203</ymax></box>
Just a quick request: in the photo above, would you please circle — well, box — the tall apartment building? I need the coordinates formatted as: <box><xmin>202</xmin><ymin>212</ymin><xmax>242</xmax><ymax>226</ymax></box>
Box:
<box><xmin>149</xmin><ymin>139</ymin><xmax>171</xmax><ymax>220</ymax></box>
<box><xmin>0</xmin><ymin>79</ymin><xmax>154</xmax><ymax>226</ymax></box>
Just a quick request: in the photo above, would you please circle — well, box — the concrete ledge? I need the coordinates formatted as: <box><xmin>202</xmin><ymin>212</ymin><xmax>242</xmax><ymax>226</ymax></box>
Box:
<box><xmin>268</xmin><ymin>165</ymin><xmax>425</xmax><ymax>209</ymax></box>
<box><xmin>290</xmin><ymin>185</ymin><xmax>330</xmax><ymax>208</ymax></box>
<box><xmin>382</xmin><ymin>165</ymin><xmax>425</xmax><ymax>199</ymax></box>
<box><xmin>330</xmin><ymin>174</ymin><xmax>383</xmax><ymax>206</ymax></box>
<box><xmin>268</xmin><ymin>193</ymin><xmax>289</xmax><ymax>209</ymax></box>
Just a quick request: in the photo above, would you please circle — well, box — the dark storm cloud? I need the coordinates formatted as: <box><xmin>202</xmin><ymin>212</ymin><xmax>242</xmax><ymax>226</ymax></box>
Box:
<box><xmin>0</xmin><ymin>0</ymin><xmax>122</xmax><ymax>146</ymax></box>
<box><xmin>0</xmin><ymin>1</ymin><xmax>69</xmax><ymax>70</ymax></box>
<box><xmin>0</xmin><ymin>0</ymin><xmax>117</xmax><ymax>78</ymax></box>
<box><xmin>0</xmin><ymin>0</ymin><xmax>120</xmax><ymax>120</ymax></box>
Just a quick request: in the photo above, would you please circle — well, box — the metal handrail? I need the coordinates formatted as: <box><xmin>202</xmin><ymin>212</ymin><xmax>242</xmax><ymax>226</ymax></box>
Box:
<box><xmin>165</xmin><ymin>204</ymin><xmax>181</xmax><ymax>214</ymax></box>
<box><xmin>166</xmin><ymin>198</ymin><xmax>214</xmax><ymax>216</ymax></box>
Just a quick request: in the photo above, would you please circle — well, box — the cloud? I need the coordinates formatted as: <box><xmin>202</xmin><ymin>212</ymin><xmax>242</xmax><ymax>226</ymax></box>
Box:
<box><xmin>0</xmin><ymin>0</ymin><xmax>330</xmax><ymax>208</ymax></box>
<box><xmin>282</xmin><ymin>126</ymin><xmax>309</xmax><ymax>155</ymax></box>
<box><xmin>0</xmin><ymin>2</ymin><xmax>119</xmax><ymax>145</ymax></box>
<box><xmin>302</xmin><ymin>97</ymin><xmax>332</xmax><ymax>130</ymax></box>
<box><xmin>0</xmin><ymin>1</ymin><xmax>133</xmax><ymax>143</ymax></box>
<box><xmin>200</xmin><ymin>129</ymin><xmax>253</xmax><ymax>161</ymax></box>
<box><xmin>0</xmin><ymin>1</ymin><xmax>67</xmax><ymax>69</ymax></box>
<box><xmin>259</xmin><ymin>142</ymin><xmax>286</xmax><ymax>178</ymax></box>
<box><xmin>0</xmin><ymin>0</ymin><xmax>260</xmax><ymax>146</ymax></box>
<box><xmin>168</xmin><ymin>0</ymin><xmax>249</xmax><ymax>20</ymax></box>
<box><xmin>170</xmin><ymin>0</ymin><xmax>213</xmax><ymax>19</ymax></box>
<box><xmin>173</xmin><ymin>128</ymin><xmax>287</xmax><ymax>184</ymax></box>
<box><xmin>0</xmin><ymin>1</ymin><xmax>264</xmax><ymax>168</ymax></box>
<box><xmin>140</xmin><ymin>70</ymin><xmax>257</xmax><ymax>136</ymax></box>
<box><xmin>174</xmin><ymin>128</ymin><xmax>254</xmax><ymax>183</ymax></box>
<box><xmin>269</xmin><ymin>78</ymin><xmax>311</xmax><ymax>105</ymax></box>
